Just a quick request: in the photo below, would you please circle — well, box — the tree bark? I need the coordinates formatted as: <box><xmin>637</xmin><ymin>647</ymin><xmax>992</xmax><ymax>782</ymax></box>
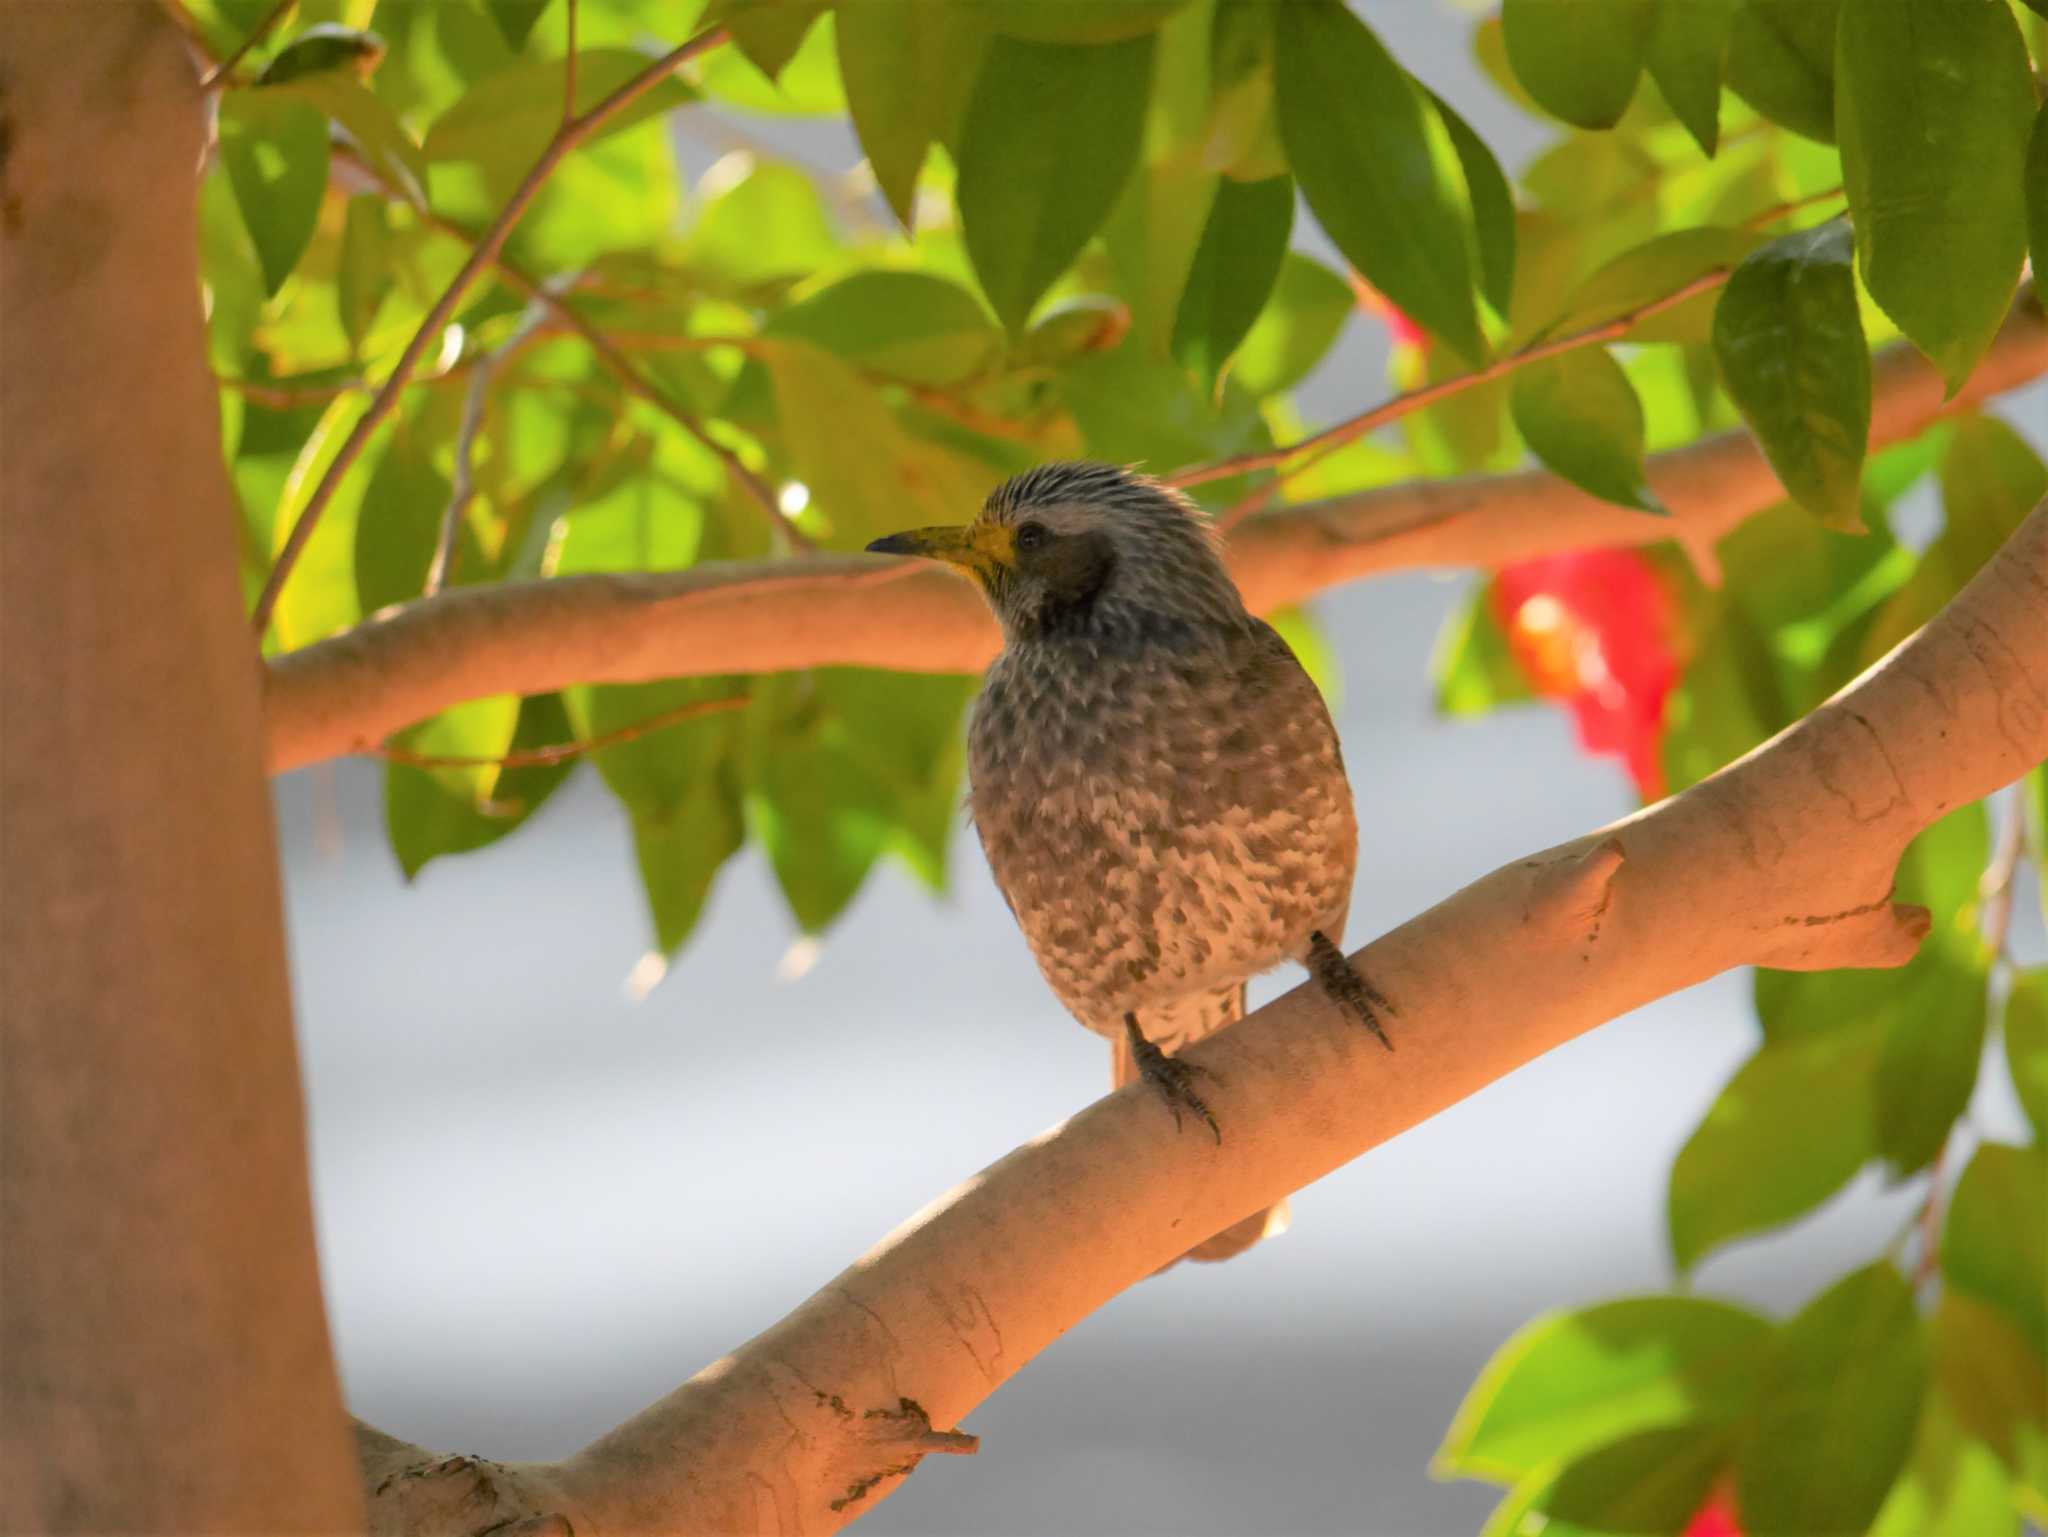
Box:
<box><xmin>0</xmin><ymin>5</ymin><xmax>361</xmax><ymax>1529</ymax></box>
<box><xmin>355</xmin><ymin>502</ymin><xmax>2048</xmax><ymax>1534</ymax></box>
<box><xmin>261</xmin><ymin>300</ymin><xmax>2048</xmax><ymax>773</ymax></box>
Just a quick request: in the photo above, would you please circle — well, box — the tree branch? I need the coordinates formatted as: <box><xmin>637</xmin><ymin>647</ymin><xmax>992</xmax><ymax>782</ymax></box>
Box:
<box><xmin>263</xmin><ymin>300</ymin><xmax>2048</xmax><ymax>774</ymax></box>
<box><xmin>351</xmin><ymin>497</ymin><xmax>2048</xmax><ymax>1536</ymax></box>
<box><xmin>247</xmin><ymin>22</ymin><xmax>729</xmax><ymax>638</ymax></box>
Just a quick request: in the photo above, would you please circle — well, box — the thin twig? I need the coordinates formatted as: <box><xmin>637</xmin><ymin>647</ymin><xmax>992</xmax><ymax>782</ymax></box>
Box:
<box><xmin>530</xmin><ymin>294</ymin><xmax>813</xmax><ymax>551</ymax></box>
<box><xmin>1181</xmin><ymin>269</ymin><xmax>1731</xmax><ymax>500</ymax></box>
<box><xmin>430</xmin><ymin>373</ymin><xmax>493</xmax><ymax>597</ymax></box>
<box><xmin>426</xmin><ymin>304</ymin><xmax>551</xmax><ymax>596</ymax></box>
<box><xmin>371</xmin><ymin>692</ymin><xmax>745</xmax><ymax>771</ymax></box>
<box><xmin>1184</xmin><ymin>188</ymin><xmax>1848</xmax><ymax>529</ymax></box>
<box><xmin>563</xmin><ymin>0</ymin><xmax>579</xmax><ymax>127</ymax></box>
<box><xmin>249</xmin><ymin>23</ymin><xmax>730</xmax><ymax>639</ymax></box>
<box><xmin>199</xmin><ymin>0</ymin><xmax>293</xmax><ymax>90</ymax></box>
<box><xmin>329</xmin><ymin>143</ymin><xmax>806</xmax><ymax>554</ymax></box>
<box><xmin>1979</xmin><ymin>789</ymin><xmax>2027</xmax><ymax>962</ymax></box>
<box><xmin>219</xmin><ymin>375</ymin><xmax>373</xmax><ymax>409</ymax></box>
<box><xmin>1743</xmin><ymin>184</ymin><xmax>1847</xmax><ymax>232</ymax></box>
<box><xmin>1912</xmin><ymin>1138</ymin><xmax>1951</xmax><ymax>1290</ymax></box>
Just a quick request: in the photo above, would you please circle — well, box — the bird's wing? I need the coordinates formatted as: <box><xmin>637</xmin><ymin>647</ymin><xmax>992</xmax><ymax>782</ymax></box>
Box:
<box><xmin>1115</xmin><ymin>980</ymin><xmax>1290</xmax><ymax>1265</ymax></box>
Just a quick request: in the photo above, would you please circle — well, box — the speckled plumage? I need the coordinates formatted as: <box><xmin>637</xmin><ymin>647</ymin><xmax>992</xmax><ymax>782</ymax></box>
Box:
<box><xmin>964</xmin><ymin>465</ymin><xmax>1356</xmax><ymax>1049</ymax></box>
<box><xmin>871</xmin><ymin>463</ymin><xmax>1369</xmax><ymax>1262</ymax></box>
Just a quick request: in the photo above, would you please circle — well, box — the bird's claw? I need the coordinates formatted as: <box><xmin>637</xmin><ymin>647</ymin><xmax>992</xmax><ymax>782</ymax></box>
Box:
<box><xmin>1308</xmin><ymin>930</ymin><xmax>1395</xmax><ymax>1051</ymax></box>
<box><xmin>1123</xmin><ymin>1015</ymin><xmax>1222</xmax><ymax>1144</ymax></box>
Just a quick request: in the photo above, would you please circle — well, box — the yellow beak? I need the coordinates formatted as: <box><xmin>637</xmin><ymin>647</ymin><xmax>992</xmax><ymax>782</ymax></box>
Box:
<box><xmin>866</xmin><ymin>522</ymin><xmax>1016</xmax><ymax>581</ymax></box>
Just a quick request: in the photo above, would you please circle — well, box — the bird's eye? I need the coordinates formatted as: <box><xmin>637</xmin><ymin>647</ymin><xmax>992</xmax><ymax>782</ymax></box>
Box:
<box><xmin>1015</xmin><ymin>521</ymin><xmax>1049</xmax><ymax>553</ymax></box>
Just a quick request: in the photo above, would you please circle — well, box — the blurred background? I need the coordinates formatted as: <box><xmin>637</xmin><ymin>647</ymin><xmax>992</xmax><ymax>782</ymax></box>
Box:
<box><xmin>266</xmin><ymin>5</ymin><xmax>2048</xmax><ymax>1533</ymax></box>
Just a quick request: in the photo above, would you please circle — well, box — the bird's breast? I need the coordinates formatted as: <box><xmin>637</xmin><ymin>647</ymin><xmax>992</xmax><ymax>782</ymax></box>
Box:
<box><xmin>967</xmin><ymin>634</ymin><xmax>1355</xmax><ymax>1031</ymax></box>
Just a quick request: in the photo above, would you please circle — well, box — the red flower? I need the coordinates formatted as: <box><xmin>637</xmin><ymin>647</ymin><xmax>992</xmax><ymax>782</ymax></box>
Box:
<box><xmin>1493</xmin><ymin>548</ymin><xmax>1681</xmax><ymax>801</ymax></box>
<box><xmin>1681</xmin><ymin>1484</ymin><xmax>1743</xmax><ymax>1537</ymax></box>
<box><xmin>1349</xmin><ymin>273</ymin><xmax>1429</xmax><ymax>352</ymax></box>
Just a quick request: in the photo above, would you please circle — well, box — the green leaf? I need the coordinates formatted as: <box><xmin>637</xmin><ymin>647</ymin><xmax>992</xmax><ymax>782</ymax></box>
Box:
<box><xmin>1546</xmin><ymin>227</ymin><xmax>1761</xmax><ymax>347</ymax></box>
<box><xmin>1270</xmin><ymin>0</ymin><xmax>1486</xmax><ymax>363</ymax></box>
<box><xmin>1738</xmin><ymin>1263</ymin><xmax>1927</xmax><ymax>1537</ymax></box>
<box><xmin>630</xmin><ymin>781</ymin><xmax>746</xmax><ymax>956</ymax></box>
<box><xmin>982</xmin><ymin>0</ymin><xmax>1192</xmax><ymax>44</ymax></box>
<box><xmin>1869</xmin><ymin>953</ymin><xmax>1991</xmax><ymax>1177</ymax></box>
<box><xmin>707</xmin><ymin>0</ymin><xmax>829</xmax><ymax>82</ymax></box>
<box><xmin>1712</xmin><ymin>220</ymin><xmax>1870</xmax><ymax>531</ymax></box>
<box><xmin>836</xmin><ymin>0</ymin><xmax>988</xmax><ymax>226</ymax></box>
<box><xmin>1869</xmin><ymin>1389</ymin><xmax>2019</xmax><ymax>1537</ymax></box>
<box><xmin>217</xmin><ymin>90</ymin><xmax>331</xmax><ymax>297</ymax></box>
<box><xmin>1229</xmin><ymin>252</ymin><xmax>1353</xmax><ymax>396</ymax></box>
<box><xmin>422</xmin><ymin>49</ymin><xmax>696</xmax><ymax>193</ymax></box>
<box><xmin>1171</xmin><ymin>175</ymin><xmax>1293</xmax><ymax>392</ymax></box>
<box><xmin>1932</xmin><ymin>1291</ymin><xmax>2048</xmax><ymax>1500</ymax></box>
<box><xmin>1501</xmin><ymin>0</ymin><xmax>1655</xmax><ymax>130</ymax></box>
<box><xmin>566</xmin><ymin>678</ymin><xmax>741</xmax><ymax>825</ymax></box>
<box><xmin>742</xmin><ymin>672</ymin><xmax>893</xmax><ymax>933</ymax></box>
<box><xmin>270</xmin><ymin>72</ymin><xmax>427</xmax><ymax>207</ymax></box>
<box><xmin>681</xmin><ymin>160</ymin><xmax>838</xmax><ymax>296</ymax></box>
<box><xmin>807</xmin><ymin>669</ymin><xmax>977</xmax><ymax>892</ymax></box>
<box><xmin>1725</xmin><ymin>0</ymin><xmax>1839</xmax><ymax>143</ymax></box>
<box><xmin>1748</xmin><ymin>808</ymin><xmax>1990</xmax><ymax>1177</ymax></box>
<box><xmin>388</xmin><ymin>693</ymin><xmax>519</xmax><ymax>809</ymax></box>
<box><xmin>1479</xmin><ymin>1471</ymin><xmax>1557</xmax><ymax>1537</ymax></box>
<box><xmin>1859</xmin><ymin>415</ymin><xmax>2048</xmax><ymax>665</ymax></box>
<box><xmin>2030</xmin><ymin>102</ymin><xmax>2048</xmax><ymax>308</ymax></box>
<box><xmin>1669</xmin><ymin>1019</ymin><xmax>1883</xmax><ymax>1270</ymax></box>
<box><xmin>1432</xmin><ymin>579</ymin><xmax>1534</xmax><ymax>718</ymax></box>
<box><xmin>267</xmin><ymin>393</ymin><xmax>373</xmax><ymax>649</ymax></box>
<box><xmin>352</xmin><ymin>421</ymin><xmax>452</xmax><ymax>614</ymax></box>
<box><xmin>1510</xmin><ymin>348</ymin><xmax>1665</xmax><ymax>515</ymax></box>
<box><xmin>483</xmin><ymin>0</ymin><xmax>551</xmax><ymax>50</ymax></box>
<box><xmin>1205</xmin><ymin>0</ymin><xmax>1287</xmax><ymax>182</ymax></box>
<box><xmin>256</xmin><ymin>23</ymin><xmax>387</xmax><ymax>86</ymax></box>
<box><xmin>1060</xmin><ymin>344</ymin><xmax>1267</xmax><ymax>490</ymax></box>
<box><xmin>957</xmin><ymin>33</ymin><xmax>1153</xmax><ymax>331</ymax></box>
<box><xmin>1861</xmin><ymin>801</ymin><xmax>1993</xmax><ymax>1176</ymax></box>
<box><xmin>769</xmin><ymin>271</ymin><xmax>999</xmax><ymax>389</ymax></box>
<box><xmin>1647</xmin><ymin>0</ymin><xmax>1736</xmax><ymax>156</ymax></box>
<box><xmin>1428</xmin><ymin>89</ymin><xmax>1517</xmax><ymax>319</ymax></box>
<box><xmin>2007</xmin><ymin>970</ymin><xmax>2048</xmax><ymax>1146</ymax></box>
<box><xmin>1100</xmin><ymin>0</ymin><xmax>1220</xmax><ymax>360</ymax></box>
<box><xmin>337</xmin><ymin>195</ymin><xmax>393</xmax><ymax>355</ymax></box>
<box><xmin>1437</xmin><ymin>1296</ymin><xmax>1772</xmax><ymax>1483</ymax></box>
<box><xmin>761</xmin><ymin>340</ymin><xmax>993</xmax><ymax>549</ymax></box>
<box><xmin>384</xmin><ymin>692</ymin><xmax>577</xmax><ymax>880</ymax></box>
<box><xmin>1538</xmin><ymin>1422</ymin><xmax>1734</xmax><ymax>1534</ymax></box>
<box><xmin>1942</xmin><ymin>1142</ymin><xmax>2048</xmax><ymax>1360</ymax></box>
<box><xmin>1837</xmin><ymin>0</ymin><xmax>2034</xmax><ymax>395</ymax></box>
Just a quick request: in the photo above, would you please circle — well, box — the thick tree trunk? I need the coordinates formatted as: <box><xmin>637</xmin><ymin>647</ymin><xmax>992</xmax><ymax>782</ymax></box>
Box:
<box><xmin>0</xmin><ymin>5</ymin><xmax>361</xmax><ymax>1529</ymax></box>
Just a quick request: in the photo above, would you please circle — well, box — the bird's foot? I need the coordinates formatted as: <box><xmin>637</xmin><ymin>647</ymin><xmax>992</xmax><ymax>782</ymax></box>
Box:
<box><xmin>1123</xmin><ymin>1013</ymin><xmax>1221</xmax><ymax>1144</ymax></box>
<box><xmin>1308</xmin><ymin>930</ymin><xmax>1395</xmax><ymax>1051</ymax></box>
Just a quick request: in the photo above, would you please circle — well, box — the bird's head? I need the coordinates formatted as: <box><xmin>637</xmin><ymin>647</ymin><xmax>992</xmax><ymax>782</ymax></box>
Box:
<box><xmin>866</xmin><ymin>462</ymin><xmax>1243</xmax><ymax>644</ymax></box>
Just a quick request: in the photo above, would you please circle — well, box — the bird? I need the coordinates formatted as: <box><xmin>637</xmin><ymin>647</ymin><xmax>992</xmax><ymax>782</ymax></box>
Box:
<box><xmin>867</xmin><ymin>462</ymin><xmax>1392</xmax><ymax>1263</ymax></box>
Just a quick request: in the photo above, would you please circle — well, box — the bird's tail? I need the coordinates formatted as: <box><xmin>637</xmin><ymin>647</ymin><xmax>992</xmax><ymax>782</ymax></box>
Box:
<box><xmin>1113</xmin><ymin>981</ymin><xmax>1291</xmax><ymax>1266</ymax></box>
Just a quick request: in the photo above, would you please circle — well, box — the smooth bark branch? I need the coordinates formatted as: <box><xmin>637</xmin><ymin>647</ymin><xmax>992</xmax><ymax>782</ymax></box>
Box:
<box><xmin>353</xmin><ymin>497</ymin><xmax>2048</xmax><ymax>1535</ymax></box>
<box><xmin>263</xmin><ymin>302</ymin><xmax>2048</xmax><ymax>774</ymax></box>
<box><xmin>0</xmin><ymin>5</ymin><xmax>361</xmax><ymax>1528</ymax></box>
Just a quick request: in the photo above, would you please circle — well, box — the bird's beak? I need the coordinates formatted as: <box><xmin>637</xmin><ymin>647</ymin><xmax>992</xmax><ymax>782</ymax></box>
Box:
<box><xmin>865</xmin><ymin>522</ymin><xmax>1015</xmax><ymax>580</ymax></box>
